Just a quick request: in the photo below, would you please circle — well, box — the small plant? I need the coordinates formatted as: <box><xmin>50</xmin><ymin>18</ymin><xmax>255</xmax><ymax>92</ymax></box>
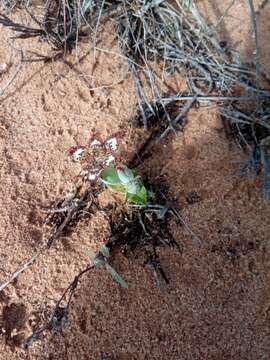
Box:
<box><xmin>69</xmin><ymin>131</ymin><xmax>148</xmax><ymax>205</ymax></box>
<box><xmin>84</xmin><ymin>245</ymin><xmax>128</xmax><ymax>289</ymax></box>
<box><xmin>101</xmin><ymin>165</ymin><xmax>148</xmax><ymax>205</ymax></box>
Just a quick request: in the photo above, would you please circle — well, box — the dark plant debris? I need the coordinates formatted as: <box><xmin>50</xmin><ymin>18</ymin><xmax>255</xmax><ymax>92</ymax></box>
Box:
<box><xmin>25</xmin><ymin>192</ymin><xmax>183</xmax><ymax>347</ymax></box>
<box><xmin>129</xmin><ymin>96</ymin><xmax>196</xmax><ymax>168</ymax></box>
<box><xmin>220</xmin><ymin>99</ymin><xmax>270</xmax><ymax>199</ymax></box>
<box><xmin>24</xmin><ymin>108</ymin><xmax>189</xmax><ymax>347</ymax></box>
<box><xmin>44</xmin><ymin>184</ymin><xmax>102</xmax><ymax>248</ymax></box>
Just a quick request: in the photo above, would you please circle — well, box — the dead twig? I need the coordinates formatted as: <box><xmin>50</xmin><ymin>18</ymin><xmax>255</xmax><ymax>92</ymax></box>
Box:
<box><xmin>0</xmin><ymin>247</ymin><xmax>45</xmax><ymax>293</ymax></box>
<box><xmin>25</xmin><ymin>263</ymin><xmax>95</xmax><ymax>348</ymax></box>
<box><xmin>157</xmin><ymin>95</ymin><xmax>197</xmax><ymax>142</ymax></box>
<box><xmin>247</xmin><ymin>0</ymin><xmax>261</xmax><ymax>89</ymax></box>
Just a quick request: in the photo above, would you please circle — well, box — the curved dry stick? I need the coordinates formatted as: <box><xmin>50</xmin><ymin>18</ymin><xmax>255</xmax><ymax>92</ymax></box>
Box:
<box><xmin>0</xmin><ymin>247</ymin><xmax>45</xmax><ymax>292</ymax></box>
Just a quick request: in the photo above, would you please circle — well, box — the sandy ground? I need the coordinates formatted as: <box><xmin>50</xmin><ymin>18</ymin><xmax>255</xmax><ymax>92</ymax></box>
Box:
<box><xmin>0</xmin><ymin>1</ymin><xmax>270</xmax><ymax>359</ymax></box>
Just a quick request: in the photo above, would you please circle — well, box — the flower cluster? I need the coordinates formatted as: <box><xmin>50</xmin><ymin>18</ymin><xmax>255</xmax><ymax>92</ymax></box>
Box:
<box><xmin>68</xmin><ymin>129</ymin><xmax>126</xmax><ymax>183</ymax></box>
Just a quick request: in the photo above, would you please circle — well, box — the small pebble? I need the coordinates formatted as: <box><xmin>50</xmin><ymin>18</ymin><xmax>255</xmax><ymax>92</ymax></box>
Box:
<box><xmin>0</xmin><ymin>63</ymin><xmax>7</xmax><ymax>74</ymax></box>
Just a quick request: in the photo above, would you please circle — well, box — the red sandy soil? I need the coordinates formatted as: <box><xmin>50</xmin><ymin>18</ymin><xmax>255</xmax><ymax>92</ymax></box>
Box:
<box><xmin>0</xmin><ymin>1</ymin><xmax>270</xmax><ymax>359</ymax></box>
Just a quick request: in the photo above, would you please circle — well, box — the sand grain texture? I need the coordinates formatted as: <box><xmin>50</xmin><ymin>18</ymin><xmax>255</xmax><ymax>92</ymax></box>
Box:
<box><xmin>0</xmin><ymin>1</ymin><xmax>270</xmax><ymax>359</ymax></box>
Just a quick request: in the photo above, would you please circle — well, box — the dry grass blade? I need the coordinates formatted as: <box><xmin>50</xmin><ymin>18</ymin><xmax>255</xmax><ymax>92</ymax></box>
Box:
<box><xmin>113</xmin><ymin>0</ymin><xmax>270</xmax><ymax>127</ymax></box>
<box><xmin>0</xmin><ymin>249</ymin><xmax>44</xmax><ymax>293</ymax></box>
<box><xmin>0</xmin><ymin>13</ymin><xmax>44</xmax><ymax>38</ymax></box>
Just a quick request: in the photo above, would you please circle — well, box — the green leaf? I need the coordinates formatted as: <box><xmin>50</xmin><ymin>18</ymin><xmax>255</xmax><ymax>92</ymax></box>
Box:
<box><xmin>83</xmin><ymin>247</ymin><xmax>105</xmax><ymax>268</ymax></box>
<box><xmin>83</xmin><ymin>245</ymin><xmax>128</xmax><ymax>289</ymax></box>
<box><xmin>105</xmin><ymin>263</ymin><xmax>128</xmax><ymax>289</ymax></box>
<box><xmin>126</xmin><ymin>185</ymin><xmax>148</xmax><ymax>205</ymax></box>
<box><xmin>100</xmin><ymin>245</ymin><xmax>110</xmax><ymax>258</ymax></box>
<box><xmin>100</xmin><ymin>167</ymin><xmax>120</xmax><ymax>184</ymax></box>
<box><xmin>93</xmin><ymin>257</ymin><xmax>104</xmax><ymax>268</ymax></box>
<box><xmin>100</xmin><ymin>167</ymin><xmax>126</xmax><ymax>192</ymax></box>
<box><xmin>101</xmin><ymin>165</ymin><xmax>148</xmax><ymax>205</ymax></box>
<box><xmin>117</xmin><ymin>166</ymin><xmax>136</xmax><ymax>184</ymax></box>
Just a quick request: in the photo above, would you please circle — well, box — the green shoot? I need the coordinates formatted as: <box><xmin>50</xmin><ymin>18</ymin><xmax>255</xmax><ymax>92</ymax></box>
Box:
<box><xmin>84</xmin><ymin>245</ymin><xmax>128</xmax><ymax>289</ymax></box>
<box><xmin>100</xmin><ymin>165</ymin><xmax>148</xmax><ymax>205</ymax></box>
